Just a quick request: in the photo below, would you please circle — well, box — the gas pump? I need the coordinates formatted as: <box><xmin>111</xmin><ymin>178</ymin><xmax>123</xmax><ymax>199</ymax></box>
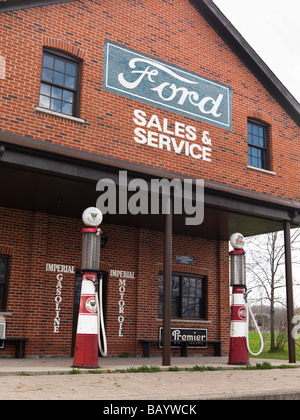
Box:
<box><xmin>72</xmin><ymin>207</ymin><xmax>107</xmax><ymax>369</ymax></box>
<box><xmin>228</xmin><ymin>233</ymin><xmax>264</xmax><ymax>365</ymax></box>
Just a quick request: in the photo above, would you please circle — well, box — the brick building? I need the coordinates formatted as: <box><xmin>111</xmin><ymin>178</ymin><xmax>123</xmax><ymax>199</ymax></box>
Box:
<box><xmin>0</xmin><ymin>0</ymin><xmax>299</xmax><ymax>360</ymax></box>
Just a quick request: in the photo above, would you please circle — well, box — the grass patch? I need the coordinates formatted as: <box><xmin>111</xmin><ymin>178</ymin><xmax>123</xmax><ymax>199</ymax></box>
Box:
<box><xmin>168</xmin><ymin>366</ymin><xmax>181</xmax><ymax>371</ymax></box>
<box><xmin>185</xmin><ymin>365</ymin><xmax>224</xmax><ymax>372</ymax></box>
<box><xmin>243</xmin><ymin>362</ymin><xmax>297</xmax><ymax>370</ymax></box>
<box><xmin>248</xmin><ymin>332</ymin><xmax>300</xmax><ymax>361</ymax></box>
<box><xmin>116</xmin><ymin>365</ymin><xmax>161</xmax><ymax>373</ymax></box>
<box><xmin>118</xmin><ymin>352</ymin><xmax>130</xmax><ymax>358</ymax></box>
<box><xmin>68</xmin><ymin>368</ymin><xmax>81</xmax><ymax>375</ymax></box>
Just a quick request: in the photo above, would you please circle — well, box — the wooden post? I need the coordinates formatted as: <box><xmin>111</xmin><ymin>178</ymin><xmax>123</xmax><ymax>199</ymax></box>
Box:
<box><xmin>163</xmin><ymin>197</ymin><xmax>172</xmax><ymax>366</ymax></box>
<box><xmin>283</xmin><ymin>220</ymin><xmax>296</xmax><ymax>364</ymax></box>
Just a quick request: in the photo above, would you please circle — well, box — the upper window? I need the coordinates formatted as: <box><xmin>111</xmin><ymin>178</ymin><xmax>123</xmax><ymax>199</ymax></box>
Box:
<box><xmin>158</xmin><ymin>273</ymin><xmax>206</xmax><ymax>319</ymax></box>
<box><xmin>0</xmin><ymin>255</ymin><xmax>10</xmax><ymax>312</ymax></box>
<box><xmin>39</xmin><ymin>49</ymin><xmax>81</xmax><ymax>117</ymax></box>
<box><xmin>247</xmin><ymin>119</ymin><xmax>269</xmax><ymax>170</ymax></box>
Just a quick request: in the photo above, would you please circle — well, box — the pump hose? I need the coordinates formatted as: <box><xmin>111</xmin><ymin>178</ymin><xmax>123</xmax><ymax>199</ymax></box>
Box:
<box><xmin>246</xmin><ymin>302</ymin><xmax>264</xmax><ymax>356</ymax></box>
<box><xmin>95</xmin><ymin>277</ymin><xmax>107</xmax><ymax>357</ymax></box>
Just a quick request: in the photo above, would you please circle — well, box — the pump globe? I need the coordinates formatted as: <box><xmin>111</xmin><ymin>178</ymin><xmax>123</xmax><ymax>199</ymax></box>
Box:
<box><xmin>82</xmin><ymin>207</ymin><xmax>103</xmax><ymax>227</ymax></box>
<box><xmin>230</xmin><ymin>232</ymin><xmax>245</xmax><ymax>250</ymax></box>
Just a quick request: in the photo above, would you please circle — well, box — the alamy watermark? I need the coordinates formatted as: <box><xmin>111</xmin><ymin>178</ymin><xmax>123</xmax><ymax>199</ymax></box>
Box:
<box><xmin>96</xmin><ymin>171</ymin><xmax>204</xmax><ymax>226</ymax></box>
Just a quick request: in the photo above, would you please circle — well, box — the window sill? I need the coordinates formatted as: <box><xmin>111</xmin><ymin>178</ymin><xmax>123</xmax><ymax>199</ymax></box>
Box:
<box><xmin>35</xmin><ymin>107</ymin><xmax>85</xmax><ymax>124</ymax></box>
<box><xmin>247</xmin><ymin>165</ymin><xmax>276</xmax><ymax>176</ymax></box>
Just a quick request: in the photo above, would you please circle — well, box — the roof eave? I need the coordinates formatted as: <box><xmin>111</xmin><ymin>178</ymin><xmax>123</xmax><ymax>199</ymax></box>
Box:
<box><xmin>0</xmin><ymin>0</ymin><xmax>75</xmax><ymax>12</ymax></box>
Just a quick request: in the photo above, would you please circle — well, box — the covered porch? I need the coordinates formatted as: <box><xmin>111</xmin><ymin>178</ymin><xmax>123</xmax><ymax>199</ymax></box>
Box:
<box><xmin>1</xmin><ymin>131</ymin><xmax>300</xmax><ymax>363</ymax></box>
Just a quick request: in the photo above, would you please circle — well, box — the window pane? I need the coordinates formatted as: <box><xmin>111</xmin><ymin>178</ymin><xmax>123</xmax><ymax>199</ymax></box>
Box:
<box><xmin>0</xmin><ymin>256</ymin><xmax>9</xmax><ymax>311</ymax></box>
<box><xmin>42</xmin><ymin>68</ymin><xmax>53</xmax><ymax>82</ymax></box>
<box><xmin>51</xmin><ymin>98</ymin><xmax>62</xmax><ymax>112</ymax></box>
<box><xmin>66</xmin><ymin>62</ymin><xmax>76</xmax><ymax>76</ymax></box>
<box><xmin>40</xmin><ymin>83</ymin><xmax>51</xmax><ymax>96</ymax></box>
<box><xmin>188</xmin><ymin>298</ymin><xmax>195</xmax><ymax>317</ymax></box>
<box><xmin>0</xmin><ymin>283</ymin><xmax>4</xmax><ymax>311</ymax></box>
<box><xmin>53</xmin><ymin>71</ymin><xmax>64</xmax><ymax>85</ymax></box>
<box><xmin>196</xmin><ymin>280</ymin><xmax>202</xmax><ymax>297</ymax></box>
<box><xmin>0</xmin><ymin>259</ymin><xmax>7</xmax><ymax>282</ymax></box>
<box><xmin>195</xmin><ymin>299</ymin><xmax>200</xmax><ymax>316</ymax></box>
<box><xmin>182</xmin><ymin>278</ymin><xmax>189</xmax><ymax>296</ymax></box>
<box><xmin>39</xmin><ymin>94</ymin><xmax>50</xmax><ymax>108</ymax></box>
<box><xmin>182</xmin><ymin>297</ymin><xmax>189</xmax><ymax>317</ymax></box>
<box><xmin>62</xmin><ymin>102</ymin><xmax>73</xmax><ymax>115</ymax></box>
<box><xmin>43</xmin><ymin>54</ymin><xmax>54</xmax><ymax>69</ymax></box>
<box><xmin>52</xmin><ymin>87</ymin><xmax>62</xmax><ymax>99</ymax></box>
<box><xmin>258</xmin><ymin>137</ymin><xmax>265</xmax><ymax>148</ymax></box>
<box><xmin>158</xmin><ymin>295</ymin><xmax>163</xmax><ymax>317</ymax></box>
<box><xmin>158</xmin><ymin>274</ymin><xmax>163</xmax><ymax>295</ymax></box>
<box><xmin>40</xmin><ymin>52</ymin><xmax>79</xmax><ymax>117</ymax></box>
<box><xmin>172</xmin><ymin>275</ymin><xmax>180</xmax><ymax>296</ymax></box>
<box><xmin>182</xmin><ymin>297</ymin><xmax>196</xmax><ymax>317</ymax></box>
<box><xmin>189</xmin><ymin>278</ymin><xmax>196</xmax><ymax>296</ymax></box>
<box><xmin>54</xmin><ymin>58</ymin><xmax>65</xmax><ymax>73</ymax></box>
<box><xmin>63</xmin><ymin>90</ymin><xmax>74</xmax><ymax>103</ymax></box>
<box><xmin>171</xmin><ymin>296</ymin><xmax>180</xmax><ymax>317</ymax></box>
<box><xmin>159</xmin><ymin>273</ymin><xmax>205</xmax><ymax>319</ymax></box>
<box><xmin>248</xmin><ymin>121</ymin><xmax>268</xmax><ymax>169</ymax></box>
<box><xmin>65</xmin><ymin>75</ymin><xmax>75</xmax><ymax>89</ymax></box>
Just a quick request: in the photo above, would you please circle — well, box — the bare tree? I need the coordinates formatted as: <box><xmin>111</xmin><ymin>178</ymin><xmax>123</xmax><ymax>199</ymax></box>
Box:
<box><xmin>246</xmin><ymin>229</ymin><xmax>300</xmax><ymax>351</ymax></box>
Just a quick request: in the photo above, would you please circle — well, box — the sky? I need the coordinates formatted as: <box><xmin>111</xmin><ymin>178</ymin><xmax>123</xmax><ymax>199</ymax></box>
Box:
<box><xmin>213</xmin><ymin>0</ymin><xmax>300</xmax><ymax>103</ymax></box>
<box><xmin>214</xmin><ymin>1</ymin><xmax>300</xmax><ymax>306</ymax></box>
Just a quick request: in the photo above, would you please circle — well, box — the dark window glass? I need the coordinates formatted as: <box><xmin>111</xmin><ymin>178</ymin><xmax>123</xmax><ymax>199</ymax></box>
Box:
<box><xmin>39</xmin><ymin>50</ymin><xmax>80</xmax><ymax>117</ymax></box>
<box><xmin>247</xmin><ymin>120</ymin><xmax>269</xmax><ymax>169</ymax></box>
<box><xmin>158</xmin><ymin>273</ymin><xmax>206</xmax><ymax>319</ymax></box>
<box><xmin>0</xmin><ymin>256</ymin><xmax>10</xmax><ymax>311</ymax></box>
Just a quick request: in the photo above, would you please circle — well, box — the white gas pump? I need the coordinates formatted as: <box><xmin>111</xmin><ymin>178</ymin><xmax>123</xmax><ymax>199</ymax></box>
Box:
<box><xmin>228</xmin><ymin>233</ymin><xmax>264</xmax><ymax>365</ymax></box>
<box><xmin>72</xmin><ymin>207</ymin><xmax>107</xmax><ymax>369</ymax></box>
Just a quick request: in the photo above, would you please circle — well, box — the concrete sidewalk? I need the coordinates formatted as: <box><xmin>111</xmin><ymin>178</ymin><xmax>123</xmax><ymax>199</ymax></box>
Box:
<box><xmin>0</xmin><ymin>355</ymin><xmax>299</xmax><ymax>376</ymax></box>
<box><xmin>0</xmin><ymin>356</ymin><xmax>300</xmax><ymax>400</ymax></box>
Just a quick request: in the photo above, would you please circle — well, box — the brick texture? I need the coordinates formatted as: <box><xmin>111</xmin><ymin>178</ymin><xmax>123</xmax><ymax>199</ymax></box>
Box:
<box><xmin>0</xmin><ymin>0</ymin><xmax>298</xmax><ymax>357</ymax></box>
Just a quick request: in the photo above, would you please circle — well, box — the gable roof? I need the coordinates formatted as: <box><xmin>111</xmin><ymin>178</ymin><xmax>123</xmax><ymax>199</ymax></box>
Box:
<box><xmin>1</xmin><ymin>0</ymin><xmax>299</xmax><ymax>125</ymax></box>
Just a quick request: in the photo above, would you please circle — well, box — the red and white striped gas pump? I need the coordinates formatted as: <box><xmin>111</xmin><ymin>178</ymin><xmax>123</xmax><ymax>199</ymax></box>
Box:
<box><xmin>72</xmin><ymin>207</ymin><xmax>107</xmax><ymax>369</ymax></box>
<box><xmin>228</xmin><ymin>233</ymin><xmax>264</xmax><ymax>365</ymax></box>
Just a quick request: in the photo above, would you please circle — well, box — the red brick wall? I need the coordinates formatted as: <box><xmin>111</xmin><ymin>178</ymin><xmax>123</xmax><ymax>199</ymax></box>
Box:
<box><xmin>0</xmin><ymin>0</ymin><xmax>297</xmax><ymax>357</ymax></box>
<box><xmin>0</xmin><ymin>206</ymin><xmax>229</xmax><ymax>357</ymax></box>
<box><xmin>0</xmin><ymin>0</ymin><xmax>299</xmax><ymax>200</ymax></box>
<box><xmin>0</xmin><ymin>208</ymin><xmax>83</xmax><ymax>356</ymax></box>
